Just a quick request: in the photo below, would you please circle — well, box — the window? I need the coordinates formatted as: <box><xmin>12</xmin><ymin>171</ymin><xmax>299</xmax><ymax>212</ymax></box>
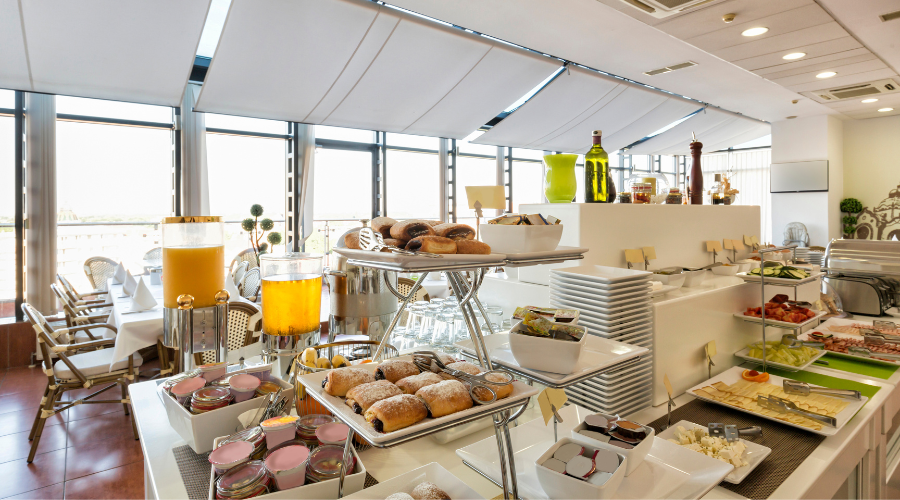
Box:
<box><xmin>386</xmin><ymin>150</ymin><xmax>440</xmax><ymax>220</ymax></box>
<box><xmin>316</xmin><ymin>125</ymin><xmax>374</xmax><ymax>143</ymax></box>
<box><xmin>0</xmin><ymin>90</ymin><xmax>15</xmax><ymax>318</ymax></box>
<box><xmin>701</xmin><ymin>149</ymin><xmax>773</xmax><ymax>241</ymax></box>
<box><xmin>305</xmin><ymin>148</ymin><xmax>374</xmax><ymax>256</ymax></box>
<box><xmin>510</xmin><ymin>148</ymin><xmax>544</xmax><ymax>212</ymax></box>
<box><xmin>55</xmin><ymin>97</ymin><xmax>174</xmax><ymax>291</ymax></box>
<box><xmin>387</xmin><ymin>132</ymin><xmax>438</xmax><ymax>151</ymax></box>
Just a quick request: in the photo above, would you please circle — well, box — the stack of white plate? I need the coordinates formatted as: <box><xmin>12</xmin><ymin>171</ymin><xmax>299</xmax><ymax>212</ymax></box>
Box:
<box><xmin>548</xmin><ymin>265</ymin><xmax>653</xmax><ymax>416</ymax></box>
<box><xmin>793</xmin><ymin>247</ymin><xmax>824</xmax><ymax>266</ymax></box>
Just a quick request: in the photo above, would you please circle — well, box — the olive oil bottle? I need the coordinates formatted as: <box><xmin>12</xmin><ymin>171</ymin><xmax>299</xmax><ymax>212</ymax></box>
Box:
<box><xmin>585</xmin><ymin>130</ymin><xmax>609</xmax><ymax>203</ymax></box>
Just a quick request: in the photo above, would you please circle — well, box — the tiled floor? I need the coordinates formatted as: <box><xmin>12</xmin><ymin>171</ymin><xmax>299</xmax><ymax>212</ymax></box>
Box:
<box><xmin>0</xmin><ymin>358</ymin><xmax>159</xmax><ymax>500</ymax></box>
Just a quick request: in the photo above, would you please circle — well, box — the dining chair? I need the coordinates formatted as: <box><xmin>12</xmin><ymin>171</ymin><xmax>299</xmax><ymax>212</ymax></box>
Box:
<box><xmin>239</xmin><ymin>268</ymin><xmax>262</xmax><ymax>302</ymax></box>
<box><xmin>783</xmin><ymin>222</ymin><xmax>810</xmax><ymax>247</ymax></box>
<box><xmin>142</xmin><ymin>247</ymin><xmax>162</xmax><ymax>262</ymax></box>
<box><xmin>22</xmin><ymin>302</ymin><xmax>142</xmax><ymax>463</ymax></box>
<box><xmin>193</xmin><ymin>301</ymin><xmax>261</xmax><ymax>366</ymax></box>
<box><xmin>57</xmin><ymin>273</ymin><xmax>108</xmax><ymax>305</ymax></box>
<box><xmin>397</xmin><ymin>277</ymin><xmax>431</xmax><ymax>302</ymax></box>
<box><xmin>49</xmin><ymin>284</ymin><xmax>113</xmax><ymax>338</ymax></box>
<box><xmin>231</xmin><ymin>260</ymin><xmax>250</xmax><ymax>287</ymax></box>
<box><xmin>83</xmin><ymin>256</ymin><xmax>118</xmax><ymax>291</ymax></box>
<box><xmin>229</xmin><ymin>248</ymin><xmax>259</xmax><ymax>274</ymax></box>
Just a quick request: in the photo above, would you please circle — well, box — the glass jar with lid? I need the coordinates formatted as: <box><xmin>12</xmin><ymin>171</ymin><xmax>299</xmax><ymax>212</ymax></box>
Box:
<box><xmin>190</xmin><ymin>386</ymin><xmax>234</xmax><ymax>414</ymax></box>
<box><xmin>215</xmin><ymin>460</ymin><xmax>270</xmax><ymax>499</ymax></box>
<box><xmin>306</xmin><ymin>445</ymin><xmax>356</xmax><ymax>483</ymax></box>
<box><xmin>665</xmin><ymin>188</ymin><xmax>683</xmax><ymax>205</ymax></box>
<box><xmin>631</xmin><ymin>183</ymin><xmax>652</xmax><ymax>204</ymax></box>
<box><xmin>296</xmin><ymin>414</ymin><xmax>336</xmax><ymax>447</ymax></box>
<box><xmin>220</xmin><ymin>426</ymin><xmax>267</xmax><ymax>460</ymax></box>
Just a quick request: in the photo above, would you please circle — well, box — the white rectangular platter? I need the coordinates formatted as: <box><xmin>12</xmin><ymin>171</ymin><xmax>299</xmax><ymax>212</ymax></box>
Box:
<box><xmin>503</xmin><ymin>246</ymin><xmax>589</xmax><ymax>262</ymax></box>
<box><xmin>656</xmin><ymin>420</ymin><xmax>772</xmax><ymax>485</ymax></box>
<box><xmin>735</xmin><ymin>271</ymin><xmax>825</xmax><ymax>285</ymax></box>
<box><xmin>342</xmin><ymin>462</ymin><xmax>485</xmax><ymax>500</ymax></box>
<box><xmin>456</xmin><ymin>404</ymin><xmax>733</xmax><ymax>499</ymax></box>
<box><xmin>296</xmin><ymin>356</ymin><xmax>539</xmax><ymax>445</ymax></box>
<box><xmin>333</xmin><ymin>248</ymin><xmax>507</xmax><ymax>270</ymax></box>
<box><xmin>686</xmin><ymin>366</ymin><xmax>868</xmax><ymax>436</ymax></box>
<box><xmin>453</xmin><ymin>333</ymin><xmax>649</xmax><ymax>387</ymax></box>
<box><xmin>798</xmin><ymin>326</ymin><xmax>900</xmax><ymax>366</ymax></box>
<box><xmin>734</xmin><ymin>308</ymin><xmax>827</xmax><ymax>329</ymax></box>
<box><xmin>733</xmin><ymin>345</ymin><xmax>828</xmax><ymax>372</ymax></box>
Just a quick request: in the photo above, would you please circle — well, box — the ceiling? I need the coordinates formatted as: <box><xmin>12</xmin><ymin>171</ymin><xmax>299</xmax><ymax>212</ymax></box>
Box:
<box><xmin>596</xmin><ymin>0</ymin><xmax>900</xmax><ymax>120</ymax></box>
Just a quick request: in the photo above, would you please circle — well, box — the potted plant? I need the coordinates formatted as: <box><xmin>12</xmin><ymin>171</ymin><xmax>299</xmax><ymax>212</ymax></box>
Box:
<box><xmin>840</xmin><ymin>198</ymin><xmax>863</xmax><ymax>239</ymax></box>
<box><xmin>242</xmin><ymin>204</ymin><xmax>283</xmax><ymax>262</ymax></box>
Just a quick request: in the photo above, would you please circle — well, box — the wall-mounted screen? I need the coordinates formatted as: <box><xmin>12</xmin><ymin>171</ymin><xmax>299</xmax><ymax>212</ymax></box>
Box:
<box><xmin>770</xmin><ymin>160</ymin><xmax>828</xmax><ymax>193</ymax></box>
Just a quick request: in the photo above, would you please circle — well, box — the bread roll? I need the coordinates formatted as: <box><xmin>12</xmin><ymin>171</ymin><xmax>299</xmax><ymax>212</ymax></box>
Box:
<box><xmin>446</xmin><ymin>361</ymin><xmax>482</xmax><ymax>376</ymax></box>
<box><xmin>406</xmin><ymin>236</ymin><xmax>457</xmax><ymax>254</ymax></box>
<box><xmin>456</xmin><ymin>240</ymin><xmax>491</xmax><ymax>255</ymax></box>
<box><xmin>383</xmin><ymin>238</ymin><xmax>405</xmax><ymax>248</ymax></box>
<box><xmin>433</xmin><ymin>223</ymin><xmax>475</xmax><ymax>241</ymax></box>
<box><xmin>411</xmin><ymin>482</ymin><xmax>451</xmax><ymax>500</ymax></box>
<box><xmin>365</xmin><ymin>394</ymin><xmax>428</xmax><ymax>433</ymax></box>
<box><xmin>415</xmin><ymin>380</ymin><xmax>473</xmax><ymax>418</ymax></box>
<box><xmin>371</xmin><ymin>217</ymin><xmax>398</xmax><ymax>239</ymax></box>
<box><xmin>343</xmin><ymin>230</ymin><xmax>361</xmax><ymax>250</ymax></box>
<box><xmin>422</xmin><ymin>220</ymin><xmax>443</xmax><ymax>227</ymax></box>
<box><xmin>390</xmin><ymin>220</ymin><xmax>435</xmax><ymax>241</ymax></box>
<box><xmin>374</xmin><ymin>360</ymin><xmax>419</xmax><ymax>383</ymax></box>
<box><xmin>322</xmin><ymin>368</ymin><xmax>375</xmax><ymax>397</ymax></box>
<box><xmin>396</xmin><ymin>372</ymin><xmax>443</xmax><ymax>395</ymax></box>
<box><xmin>344</xmin><ymin>380</ymin><xmax>402</xmax><ymax>414</ymax></box>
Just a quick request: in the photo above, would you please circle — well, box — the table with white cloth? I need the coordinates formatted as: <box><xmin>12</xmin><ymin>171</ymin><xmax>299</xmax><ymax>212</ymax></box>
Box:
<box><xmin>107</xmin><ymin>278</ymin><xmax>165</xmax><ymax>368</ymax></box>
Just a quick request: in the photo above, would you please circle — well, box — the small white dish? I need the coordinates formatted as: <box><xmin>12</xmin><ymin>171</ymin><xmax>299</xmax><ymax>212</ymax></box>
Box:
<box><xmin>508</xmin><ymin>323</ymin><xmax>588</xmax><ymax>375</ymax></box>
<box><xmin>535</xmin><ymin>437</ymin><xmax>627</xmax><ymax>499</ymax></box>
<box><xmin>479</xmin><ymin>224</ymin><xmax>563</xmax><ymax>254</ymax></box>
<box><xmin>681</xmin><ymin>270</ymin><xmax>707</xmax><ymax>287</ymax></box>
<box><xmin>711</xmin><ymin>265</ymin><xmax>739</xmax><ymax>276</ymax></box>
<box><xmin>650</xmin><ymin>273</ymin><xmax>685</xmax><ymax>288</ymax></box>
<box><xmin>340</xmin><ymin>462</ymin><xmax>485</xmax><ymax>499</ymax></box>
<box><xmin>656</xmin><ymin>421</ymin><xmax>771</xmax><ymax>485</ymax></box>
<box><xmin>572</xmin><ymin>420</ymin><xmax>655</xmax><ymax>477</ymax></box>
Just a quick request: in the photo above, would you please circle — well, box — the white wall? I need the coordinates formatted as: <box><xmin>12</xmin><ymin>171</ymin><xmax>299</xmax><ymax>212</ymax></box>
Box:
<box><xmin>770</xmin><ymin>115</ymin><xmax>844</xmax><ymax>247</ymax></box>
<box><xmin>843</xmin><ymin>114</ymin><xmax>900</xmax><ymax>211</ymax></box>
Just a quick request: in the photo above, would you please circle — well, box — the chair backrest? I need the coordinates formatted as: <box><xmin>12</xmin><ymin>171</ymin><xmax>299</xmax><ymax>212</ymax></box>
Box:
<box><xmin>143</xmin><ymin>247</ymin><xmax>162</xmax><ymax>262</ymax></box>
<box><xmin>783</xmin><ymin>222</ymin><xmax>810</xmax><ymax>247</ymax></box>
<box><xmin>195</xmin><ymin>301</ymin><xmax>261</xmax><ymax>365</ymax></box>
<box><xmin>397</xmin><ymin>278</ymin><xmax>430</xmax><ymax>302</ymax></box>
<box><xmin>22</xmin><ymin>302</ymin><xmax>96</xmax><ymax>383</ymax></box>
<box><xmin>50</xmin><ymin>284</ymin><xmax>83</xmax><ymax>327</ymax></box>
<box><xmin>232</xmin><ymin>261</ymin><xmax>250</xmax><ymax>287</ymax></box>
<box><xmin>229</xmin><ymin>248</ymin><xmax>259</xmax><ymax>274</ymax></box>
<box><xmin>83</xmin><ymin>256</ymin><xmax>118</xmax><ymax>291</ymax></box>
<box><xmin>239</xmin><ymin>268</ymin><xmax>261</xmax><ymax>301</ymax></box>
<box><xmin>56</xmin><ymin>274</ymin><xmax>81</xmax><ymax>303</ymax></box>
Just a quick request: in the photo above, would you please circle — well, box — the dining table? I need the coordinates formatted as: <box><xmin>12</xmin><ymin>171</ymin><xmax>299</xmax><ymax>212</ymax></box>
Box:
<box><xmin>107</xmin><ymin>277</ymin><xmax>166</xmax><ymax>369</ymax></box>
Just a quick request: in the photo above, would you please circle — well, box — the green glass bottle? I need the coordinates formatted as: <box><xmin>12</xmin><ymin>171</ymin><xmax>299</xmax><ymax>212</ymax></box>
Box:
<box><xmin>585</xmin><ymin>130</ymin><xmax>609</xmax><ymax>203</ymax></box>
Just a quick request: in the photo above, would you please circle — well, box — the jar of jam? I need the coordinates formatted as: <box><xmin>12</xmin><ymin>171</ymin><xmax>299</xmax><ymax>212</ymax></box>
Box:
<box><xmin>665</xmin><ymin>188</ymin><xmax>682</xmax><ymax>205</ymax></box>
<box><xmin>190</xmin><ymin>386</ymin><xmax>234</xmax><ymax>414</ymax></box>
<box><xmin>220</xmin><ymin>426</ymin><xmax>267</xmax><ymax>460</ymax></box>
<box><xmin>616</xmin><ymin>192</ymin><xmax>632</xmax><ymax>204</ymax></box>
<box><xmin>215</xmin><ymin>460</ymin><xmax>270</xmax><ymax>499</ymax></box>
<box><xmin>296</xmin><ymin>414</ymin><xmax>336</xmax><ymax>448</ymax></box>
<box><xmin>306</xmin><ymin>445</ymin><xmax>356</xmax><ymax>483</ymax></box>
<box><xmin>631</xmin><ymin>183</ymin><xmax>651</xmax><ymax>204</ymax></box>
<box><xmin>255</xmin><ymin>381</ymin><xmax>281</xmax><ymax>399</ymax></box>
<box><xmin>162</xmin><ymin>369</ymin><xmax>202</xmax><ymax>396</ymax></box>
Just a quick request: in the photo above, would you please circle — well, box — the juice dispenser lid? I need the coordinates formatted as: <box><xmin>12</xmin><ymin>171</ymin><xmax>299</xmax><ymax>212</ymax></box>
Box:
<box><xmin>161</xmin><ymin>216</ymin><xmax>222</xmax><ymax>224</ymax></box>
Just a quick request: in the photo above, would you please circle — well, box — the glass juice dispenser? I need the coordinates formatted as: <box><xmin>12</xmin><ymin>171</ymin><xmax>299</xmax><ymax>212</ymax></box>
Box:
<box><xmin>259</xmin><ymin>253</ymin><xmax>323</xmax><ymax>376</ymax></box>
<box><xmin>161</xmin><ymin>216</ymin><xmax>228</xmax><ymax>374</ymax></box>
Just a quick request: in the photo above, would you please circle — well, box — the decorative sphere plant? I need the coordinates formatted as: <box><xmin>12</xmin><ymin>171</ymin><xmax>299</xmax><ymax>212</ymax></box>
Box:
<box><xmin>242</xmin><ymin>204</ymin><xmax>283</xmax><ymax>262</ymax></box>
<box><xmin>840</xmin><ymin>198</ymin><xmax>863</xmax><ymax>238</ymax></box>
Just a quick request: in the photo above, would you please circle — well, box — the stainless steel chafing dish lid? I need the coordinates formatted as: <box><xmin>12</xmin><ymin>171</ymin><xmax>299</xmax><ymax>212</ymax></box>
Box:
<box><xmin>825</xmin><ymin>240</ymin><xmax>900</xmax><ymax>275</ymax></box>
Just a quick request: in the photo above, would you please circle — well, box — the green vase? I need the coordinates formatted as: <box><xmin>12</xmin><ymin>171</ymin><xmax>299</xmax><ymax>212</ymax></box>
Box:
<box><xmin>543</xmin><ymin>154</ymin><xmax>578</xmax><ymax>203</ymax></box>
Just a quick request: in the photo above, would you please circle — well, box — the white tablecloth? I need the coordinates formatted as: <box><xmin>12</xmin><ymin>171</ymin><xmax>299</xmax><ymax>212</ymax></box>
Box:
<box><xmin>108</xmin><ymin>278</ymin><xmax>165</xmax><ymax>367</ymax></box>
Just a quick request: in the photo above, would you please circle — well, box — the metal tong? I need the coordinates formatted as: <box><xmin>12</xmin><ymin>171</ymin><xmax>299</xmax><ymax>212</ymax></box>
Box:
<box><xmin>358</xmin><ymin>228</ymin><xmax>441</xmax><ymax>258</ymax></box>
<box><xmin>783</xmin><ymin>379</ymin><xmax>860</xmax><ymax>399</ymax></box>
<box><xmin>757</xmin><ymin>395</ymin><xmax>837</xmax><ymax>427</ymax></box>
<box><xmin>412</xmin><ymin>351</ymin><xmax>514</xmax><ymax>405</ymax></box>
<box><xmin>707</xmin><ymin>423</ymin><xmax>762</xmax><ymax>442</ymax></box>
<box><xmin>780</xmin><ymin>334</ymin><xmax>824</xmax><ymax>350</ymax></box>
<box><xmin>862</xmin><ymin>331</ymin><xmax>900</xmax><ymax>346</ymax></box>
<box><xmin>848</xmin><ymin>346</ymin><xmax>900</xmax><ymax>361</ymax></box>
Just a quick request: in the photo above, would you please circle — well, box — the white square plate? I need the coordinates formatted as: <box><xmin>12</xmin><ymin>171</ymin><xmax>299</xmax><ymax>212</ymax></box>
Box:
<box><xmin>456</xmin><ymin>405</ymin><xmax>733</xmax><ymax>499</ymax></box>
<box><xmin>564</xmin><ymin>393</ymin><xmax>652</xmax><ymax>416</ymax></box>
<box><xmin>657</xmin><ymin>421</ymin><xmax>772</xmax><ymax>485</ymax></box>
<box><xmin>577</xmin><ymin>317</ymin><xmax>654</xmax><ymax>335</ymax></box>
<box><xmin>555</xmin><ymin>306</ymin><xmax>653</xmax><ymax>327</ymax></box>
<box><xmin>552</xmin><ymin>265</ymin><xmax>652</xmax><ymax>284</ymax></box>
<box><xmin>341</xmin><ymin>462</ymin><xmax>485</xmax><ymax>500</ymax></box>
<box><xmin>548</xmin><ymin>287</ymin><xmax>652</xmax><ymax>307</ymax></box>
<box><xmin>333</xmin><ymin>248</ymin><xmax>507</xmax><ymax>271</ymax></box>
<box><xmin>733</xmin><ymin>345</ymin><xmax>827</xmax><ymax>372</ymax></box>
<box><xmin>549</xmin><ymin>295</ymin><xmax>653</xmax><ymax>319</ymax></box>
<box><xmin>734</xmin><ymin>309</ymin><xmax>827</xmax><ymax>329</ymax></box>
<box><xmin>550</xmin><ymin>274</ymin><xmax>652</xmax><ymax>291</ymax></box>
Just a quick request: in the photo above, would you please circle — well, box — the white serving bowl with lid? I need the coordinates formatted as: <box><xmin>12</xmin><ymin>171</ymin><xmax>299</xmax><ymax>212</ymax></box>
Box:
<box><xmin>479</xmin><ymin>224</ymin><xmax>563</xmax><ymax>254</ymax></box>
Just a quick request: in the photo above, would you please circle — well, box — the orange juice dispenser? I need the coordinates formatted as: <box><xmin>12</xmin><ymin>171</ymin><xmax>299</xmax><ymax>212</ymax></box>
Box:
<box><xmin>161</xmin><ymin>216</ymin><xmax>229</xmax><ymax>374</ymax></box>
<box><xmin>259</xmin><ymin>253</ymin><xmax>323</xmax><ymax>376</ymax></box>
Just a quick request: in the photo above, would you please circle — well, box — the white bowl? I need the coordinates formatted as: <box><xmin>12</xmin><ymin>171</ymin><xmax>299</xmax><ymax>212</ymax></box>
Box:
<box><xmin>535</xmin><ymin>437</ymin><xmax>627</xmax><ymax>499</ymax></box>
<box><xmin>711</xmin><ymin>264</ymin><xmax>739</xmax><ymax>276</ymax></box>
<box><xmin>571</xmin><ymin>421</ymin><xmax>655</xmax><ymax>477</ymax></box>
<box><xmin>739</xmin><ymin>259</ymin><xmax>760</xmax><ymax>272</ymax></box>
<box><xmin>479</xmin><ymin>224</ymin><xmax>563</xmax><ymax>254</ymax></box>
<box><xmin>508</xmin><ymin>324</ymin><xmax>587</xmax><ymax>375</ymax></box>
<box><xmin>650</xmin><ymin>272</ymin><xmax>686</xmax><ymax>288</ymax></box>
<box><xmin>681</xmin><ymin>270</ymin><xmax>707</xmax><ymax>287</ymax></box>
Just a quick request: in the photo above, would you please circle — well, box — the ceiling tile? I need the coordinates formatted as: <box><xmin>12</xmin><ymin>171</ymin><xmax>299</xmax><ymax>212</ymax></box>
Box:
<box><xmin>817</xmin><ymin>0</ymin><xmax>900</xmax><ymax>77</ymax></box>
<box><xmin>760</xmin><ymin>53</ymin><xmax>879</xmax><ymax>80</ymax></box>
<box><xmin>655</xmin><ymin>0</ymin><xmax>812</xmax><ymax>39</ymax></box>
<box><xmin>773</xmin><ymin>62</ymin><xmax>893</xmax><ymax>89</ymax></box>
<box><xmin>714</xmin><ymin>22</ymin><xmax>848</xmax><ymax>62</ymax></box>
<box><xmin>684</xmin><ymin>4</ymin><xmax>834</xmax><ymax>53</ymax></box>
<box><xmin>751</xmin><ymin>47</ymin><xmax>871</xmax><ymax>75</ymax></box>
<box><xmin>733</xmin><ymin>37</ymin><xmax>863</xmax><ymax>71</ymax></box>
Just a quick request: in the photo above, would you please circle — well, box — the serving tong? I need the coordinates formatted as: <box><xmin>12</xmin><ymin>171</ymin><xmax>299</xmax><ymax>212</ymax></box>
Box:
<box><xmin>412</xmin><ymin>351</ymin><xmax>514</xmax><ymax>405</ymax></box>
<box><xmin>757</xmin><ymin>395</ymin><xmax>837</xmax><ymax>427</ymax></box>
<box><xmin>783</xmin><ymin>379</ymin><xmax>860</xmax><ymax>400</ymax></box>
<box><xmin>862</xmin><ymin>330</ymin><xmax>900</xmax><ymax>346</ymax></box>
<box><xmin>358</xmin><ymin>227</ymin><xmax>441</xmax><ymax>258</ymax></box>
<box><xmin>848</xmin><ymin>346</ymin><xmax>900</xmax><ymax>361</ymax></box>
<box><xmin>780</xmin><ymin>334</ymin><xmax>824</xmax><ymax>350</ymax></box>
<box><xmin>707</xmin><ymin>423</ymin><xmax>762</xmax><ymax>442</ymax></box>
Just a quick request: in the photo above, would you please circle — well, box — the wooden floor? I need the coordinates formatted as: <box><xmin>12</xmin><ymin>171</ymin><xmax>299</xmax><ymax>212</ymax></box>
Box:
<box><xmin>0</xmin><ymin>359</ymin><xmax>160</xmax><ymax>499</ymax></box>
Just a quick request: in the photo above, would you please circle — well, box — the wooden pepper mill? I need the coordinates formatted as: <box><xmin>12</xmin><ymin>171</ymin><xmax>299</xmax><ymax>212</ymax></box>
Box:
<box><xmin>689</xmin><ymin>134</ymin><xmax>704</xmax><ymax>205</ymax></box>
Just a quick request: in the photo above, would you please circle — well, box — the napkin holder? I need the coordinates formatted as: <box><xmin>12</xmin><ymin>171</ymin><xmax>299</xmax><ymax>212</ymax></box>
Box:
<box><xmin>164</xmin><ymin>291</ymin><xmax>230</xmax><ymax>374</ymax></box>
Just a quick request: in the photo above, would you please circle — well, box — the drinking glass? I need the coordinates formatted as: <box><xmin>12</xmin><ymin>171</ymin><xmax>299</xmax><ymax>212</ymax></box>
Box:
<box><xmin>405</xmin><ymin>304</ymin><xmax>426</xmax><ymax>338</ymax></box>
<box><xmin>431</xmin><ymin>312</ymin><xmax>452</xmax><ymax>347</ymax></box>
<box><xmin>483</xmin><ymin>306</ymin><xmax>504</xmax><ymax>333</ymax></box>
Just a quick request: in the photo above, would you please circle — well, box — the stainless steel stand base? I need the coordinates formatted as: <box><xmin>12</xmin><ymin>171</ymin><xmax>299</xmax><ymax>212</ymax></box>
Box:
<box><xmin>162</xmin><ymin>305</ymin><xmax>227</xmax><ymax>374</ymax></box>
<box><xmin>261</xmin><ymin>329</ymin><xmax>319</xmax><ymax>380</ymax></box>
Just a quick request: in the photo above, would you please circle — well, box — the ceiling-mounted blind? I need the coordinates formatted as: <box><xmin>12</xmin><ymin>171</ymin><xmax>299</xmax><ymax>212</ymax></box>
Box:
<box><xmin>473</xmin><ymin>66</ymin><xmax>700</xmax><ymax>153</ymax></box>
<box><xmin>195</xmin><ymin>0</ymin><xmax>561</xmax><ymax>139</ymax></box>
<box><xmin>0</xmin><ymin>0</ymin><xmax>210</xmax><ymax>106</ymax></box>
<box><xmin>626</xmin><ymin>107</ymin><xmax>769</xmax><ymax>156</ymax></box>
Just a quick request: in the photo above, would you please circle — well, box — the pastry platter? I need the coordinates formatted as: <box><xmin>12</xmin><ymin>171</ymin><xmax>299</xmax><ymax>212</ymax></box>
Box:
<box><xmin>453</xmin><ymin>333</ymin><xmax>649</xmax><ymax>388</ymax></box>
<box><xmin>735</xmin><ymin>270</ymin><xmax>825</xmax><ymax>286</ymax></box>
<box><xmin>503</xmin><ymin>246</ymin><xmax>589</xmax><ymax>267</ymax></box>
<box><xmin>333</xmin><ymin>248</ymin><xmax>507</xmax><ymax>271</ymax></box>
<box><xmin>295</xmin><ymin>356</ymin><xmax>539</xmax><ymax>446</ymax></box>
<box><xmin>686</xmin><ymin>366</ymin><xmax>868</xmax><ymax>436</ymax></box>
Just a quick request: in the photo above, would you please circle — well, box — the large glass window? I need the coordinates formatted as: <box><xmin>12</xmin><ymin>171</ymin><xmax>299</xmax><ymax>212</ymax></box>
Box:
<box><xmin>306</xmin><ymin>148</ymin><xmax>374</xmax><ymax>257</ymax></box>
<box><xmin>386</xmin><ymin>150</ymin><xmax>440</xmax><ymax>220</ymax></box>
<box><xmin>0</xmin><ymin>90</ymin><xmax>15</xmax><ymax>318</ymax></box>
<box><xmin>701</xmin><ymin>149</ymin><xmax>773</xmax><ymax>241</ymax></box>
<box><xmin>56</xmin><ymin>98</ymin><xmax>173</xmax><ymax>291</ymax></box>
<box><xmin>316</xmin><ymin>125</ymin><xmax>374</xmax><ymax>143</ymax></box>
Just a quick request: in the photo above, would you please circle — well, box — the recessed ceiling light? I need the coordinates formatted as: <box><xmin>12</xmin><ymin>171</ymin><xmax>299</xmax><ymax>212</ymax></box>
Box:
<box><xmin>783</xmin><ymin>52</ymin><xmax>806</xmax><ymax>60</ymax></box>
<box><xmin>742</xmin><ymin>27</ymin><xmax>768</xmax><ymax>36</ymax></box>
<box><xmin>862</xmin><ymin>98</ymin><xmax>879</xmax><ymax>103</ymax></box>
<box><xmin>816</xmin><ymin>71</ymin><xmax>837</xmax><ymax>79</ymax></box>
<box><xmin>879</xmin><ymin>108</ymin><xmax>894</xmax><ymax>112</ymax></box>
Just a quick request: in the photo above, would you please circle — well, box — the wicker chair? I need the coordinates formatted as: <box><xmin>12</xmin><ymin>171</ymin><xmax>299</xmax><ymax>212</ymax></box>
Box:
<box><xmin>239</xmin><ymin>268</ymin><xmax>261</xmax><ymax>302</ymax></box>
<box><xmin>49</xmin><ymin>284</ymin><xmax>112</xmax><ymax>338</ymax></box>
<box><xmin>143</xmin><ymin>247</ymin><xmax>162</xmax><ymax>262</ymax></box>
<box><xmin>229</xmin><ymin>248</ymin><xmax>259</xmax><ymax>274</ymax></box>
<box><xmin>22</xmin><ymin>302</ymin><xmax>141</xmax><ymax>462</ymax></box>
<box><xmin>783</xmin><ymin>222</ymin><xmax>810</xmax><ymax>247</ymax></box>
<box><xmin>231</xmin><ymin>260</ymin><xmax>250</xmax><ymax>287</ymax></box>
<box><xmin>83</xmin><ymin>256</ymin><xmax>118</xmax><ymax>291</ymax></box>
<box><xmin>397</xmin><ymin>277</ymin><xmax>430</xmax><ymax>302</ymax></box>
<box><xmin>193</xmin><ymin>301</ymin><xmax>262</xmax><ymax>366</ymax></box>
<box><xmin>57</xmin><ymin>273</ymin><xmax>108</xmax><ymax>305</ymax></box>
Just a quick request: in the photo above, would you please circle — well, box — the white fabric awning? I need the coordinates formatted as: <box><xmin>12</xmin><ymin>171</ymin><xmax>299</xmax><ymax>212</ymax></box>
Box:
<box><xmin>0</xmin><ymin>0</ymin><xmax>210</xmax><ymax>107</ymax></box>
<box><xmin>195</xmin><ymin>0</ymin><xmax>561</xmax><ymax>139</ymax></box>
<box><xmin>473</xmin><ymin>66</ymin><xmax>700</xmax><ymax>153</ymax></box>
<box><xmin>626</xmin><ymin>107</ymin><xmax>770</xmax><ymax>156</ymax></box>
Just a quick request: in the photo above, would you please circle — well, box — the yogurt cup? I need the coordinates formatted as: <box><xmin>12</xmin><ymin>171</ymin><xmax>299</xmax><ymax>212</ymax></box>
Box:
<box><xmin>229</xmin><ymin>374</ymin><xmax>261</xmax><ymax>403</ymax></box>
<box><xmin>260</xmin><ymin>416</ymin><xmax>299</xmax><ymax>450</ymax></box>
<box><xmin>315</xmin><ymin>422</ymin><xmax>350</xmax><ymax>446</ymax></box>
<box><xmin>170</xmin><ymin>377</ymin><xmax>206</xmax><ymax>405</ymax></box>
<box><xmin>264</xmin><ymin>445</ymin><xmax>310</xmax><ymax>490</ymax></box>
<box><xmin>199</xmin><ymin>362</ymin><xmax>227</xmax><ymax>382</ymax></box>
<box><xmin>209</xmin><ymin>440</ymin><xmax>253</xmax><ymax>475</ymax></box>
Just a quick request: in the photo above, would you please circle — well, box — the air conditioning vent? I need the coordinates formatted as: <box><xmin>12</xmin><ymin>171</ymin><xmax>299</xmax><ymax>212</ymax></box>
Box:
<box><xmin>801</xmin><ymin>78</ymin><xmax>900</xmax><ymax>103</ymax></box>
<box><xmin>644</xmin><ymin>61</ymin><xmax>697</xmax><ymax>76</ymax></box>
<box><xmin>880</xmin><ymin>10</ymin><xmax>900</xmax><ymax>22</ymax></box>
<box><xmin>614</xmin><ymin>0</ymin><xmax>720</xmax><ymax>18</ymax></box>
